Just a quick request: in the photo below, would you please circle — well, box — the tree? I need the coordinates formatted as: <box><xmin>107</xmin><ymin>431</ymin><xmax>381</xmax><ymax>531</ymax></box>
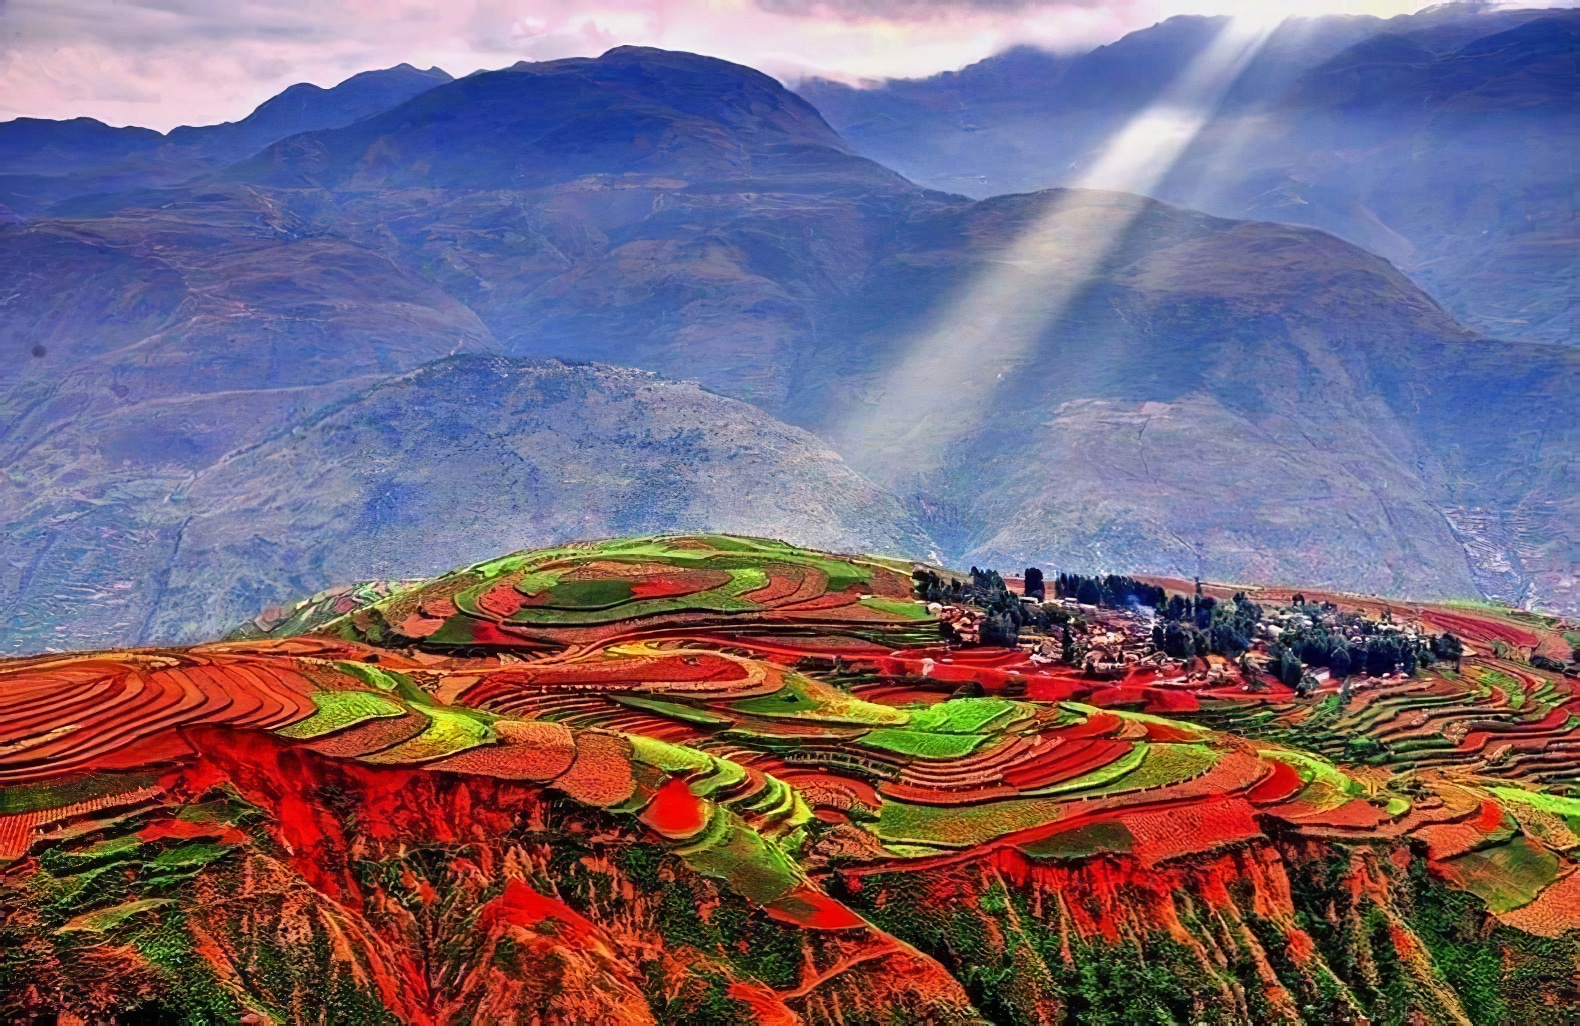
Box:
<box><xmin>1431</xmin><ymin>633</ymin><xmax>1464</xmax><ymax>668</ymax></box>
<box><xmin>1023</xmin><ymin>567</ymin><xmax>1045</xmax><ymax>600</ymax></box>
<box><xmin>1267</xmin><ymin>646</ymin><xmax>1303</xmax><ymax>689</ymax></box>
<box><xmin>981</xmin><ymin>612</ymin><xmax>1019</xmax><ymax>647</ymax></box>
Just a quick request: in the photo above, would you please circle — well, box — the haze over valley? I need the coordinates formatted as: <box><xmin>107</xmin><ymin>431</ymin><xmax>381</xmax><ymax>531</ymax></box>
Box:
<box><xmin>1</xmin><ymin>6</ymin><xmax>1574</xmax><ymax>653</ymax></box>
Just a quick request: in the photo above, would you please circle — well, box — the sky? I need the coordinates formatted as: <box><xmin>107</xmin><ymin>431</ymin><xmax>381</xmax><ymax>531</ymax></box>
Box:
<box><xmin>0</xmin><ymin>0</ymin><xmax>1560</xmax><ymax>129</ymax></box>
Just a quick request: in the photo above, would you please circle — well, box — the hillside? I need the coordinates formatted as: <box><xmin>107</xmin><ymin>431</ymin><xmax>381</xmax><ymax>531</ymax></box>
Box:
<box><xmin>789</xmin><ymin>188</ymin><xmax>1575</xmax><ymax>610</ymax></box>
<box><xmin>798</xmin><ymin>6</ymin><xmax>1578</xmax><ymax>346</ymax></box>
<box><xmin>3</xmin><ymin>537</ymin><xmax>1578</xmax><ymax>1022</ymax></box>
<box><xmin>2</xmin><ymin>358</ymin><xmax>924</xmax><ymax>653</ymax></box>
<box><xmin>1</xmin><ymin>45</ymin><xmax>1574</xmax><ymax>655</ymax></box>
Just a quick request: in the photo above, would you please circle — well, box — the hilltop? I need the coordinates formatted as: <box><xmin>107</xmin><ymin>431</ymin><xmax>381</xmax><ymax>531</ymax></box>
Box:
<box><xmin>2</xmin><ymin>535</ymin><xmax>1578</xmax><ymax>1022</ymax></box>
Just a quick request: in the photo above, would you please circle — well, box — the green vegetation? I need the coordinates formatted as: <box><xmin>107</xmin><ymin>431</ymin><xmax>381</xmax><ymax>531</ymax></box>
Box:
<box><xmin>1481</xmin><ymin>669</ymin><xmax>1525</xmax><ymax>709</ymax></box>
<box><xmin>1441</xmin><ymin>836</ymin><xmax>1560</xmax><ymax>913</ymax></box>
<box><xmin>0</xmin><ymin>772</ymin><xmax>157</xmax><ymax>816</ymax></box>
<box><xmin>1261</xmin><ymin>748</ymin><xmax>1366</xmax><ymax>797</ymax></box>
<box><xmin>878</xmin><ymin>797</ymin><xmax>1067</xmax><ymax>847</ymax></box>
<box><xmin>360</xmin><ymin>705</ymin><xmax>494</xmax><ymax>763</ymax></box>
<box><xmin>671</xmin><ymin>811</ymin><xmax>803</xmax><ymax>905</ymax></box>
<box><xmin>59</xmin><ymin>898</ymin><xmax>173</xmax><ymax>933</ymax></box>
<box><xmin>858</xmin><ymin>728</ymin><xmax>989</xmax><ymax>759</ymax></box>
<box><xmin>907</xmin><ymin>697</ymin><xmax>1021</xmax><ymax>733</ymax></box>
<box><xmin>1069</xmin><ymin>743</ymin><xmax>1218</xmax><ymax>798</ymax></box>
<box><xmin>729</xmin><ymin>674</ymin><xmax>907</xmax><ymax>726</ymax></box>
<box><xmin>858</xmin><ymin>595</ymin><xmax>932</xmax><ymax>619</ymax></box>
<box><xmin>1019</xmin><ymin>820</ymin><xmax>1135</xmax><ymax>860</ymax></box>
<box><xmin>277</xmin><ymin>690</ymin><xmax>405</xmax><ymax>739</ymax></box>
<box><xmin>628</xmin><ymin>735</ymin><xmax>715</xmax><ymax>775</ymax></box>
<box><xmin>611</xmin><ymin>694</ymin><xmax>735</xmax><ymax>726</ymax></box>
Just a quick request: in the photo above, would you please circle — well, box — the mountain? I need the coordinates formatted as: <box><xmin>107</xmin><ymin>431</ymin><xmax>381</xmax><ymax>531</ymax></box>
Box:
<box><xmin>5</xmin><ymin>537</ymin><xmax>1579</xmax><ymax>1022</ymax></box>
<box><xmin>144</xmin><ymin>357</ymin><xmax>930</xmax><ymax>644</ymax></box>
<box><xmin>164</xmin><ymin>63</ymin><xmax>453</xmax><ymax>162</ymax></box>
<box><xmin>1</xmin><ymin>352</ymin><xmax>924</xmax><ymax>653</ymax></box>
<box><xmin>0</xmin><ymin>64</ymin><xmax>451</xmax><ymax>215</ymax></box>
<box><xmin>233</xmin><ymin>47</ymin><xmax>894</xmax><ymax>193</ymax></box>
<box><xmin>0</xmin><ymin>46</ymin><xmax>1574</xmax><ymax>655</ymax></box>
<box><xmin>785</xmin><ymin>188</ymin><xmax>1575</xmax><ymax>609</ymax></box>
<box><xmin>797</xmin><ymin>6</ymin><xmax>1578</xmax><ymax>345</ymax></box>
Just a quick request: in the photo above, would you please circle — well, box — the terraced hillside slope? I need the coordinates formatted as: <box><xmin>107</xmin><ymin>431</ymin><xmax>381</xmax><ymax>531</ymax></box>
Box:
<box><xmin>3</xmin><ymin>536</ymin><xmax>1578</xmax><ymax>1023</ymax></box>
<box><xmin>2</xmin><ymin>46</ymin><xmax>1574</xmax><ymax>648</ymax></box>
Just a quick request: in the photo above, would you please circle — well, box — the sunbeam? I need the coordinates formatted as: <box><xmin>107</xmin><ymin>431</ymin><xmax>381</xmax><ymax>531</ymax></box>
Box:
<box><xmin>833</xmin><ymin>17</ymin><xmax>1278</xmax><ymax>489</ymax></box>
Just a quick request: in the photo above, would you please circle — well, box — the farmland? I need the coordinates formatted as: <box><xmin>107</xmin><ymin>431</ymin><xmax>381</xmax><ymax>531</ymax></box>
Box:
<box><xmin>2</xmin><ymin>535</ymin><xmax>1578</xmax><ymax>1023</ymax></box>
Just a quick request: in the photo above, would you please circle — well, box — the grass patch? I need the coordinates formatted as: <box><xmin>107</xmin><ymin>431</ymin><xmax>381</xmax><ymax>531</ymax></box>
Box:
<box><xmin>1487</xmin><ymin>786</ymin><xmax>1580</xmax><ymax>829</ymax></box>
<box><xmin>1441</xmin><ymin>835</ymin><xmax>1560</xmax><ymax>913</ymax></box>
<box><xmin>0</xmin><ymin>772</ymin><xmax>156</xmax><ymax>817</ymax></box>
<box><xmin>277</xmin><ymin>690</ymin><xmax>405</xmax><ymax>739</ymax></box>
<box><xmin>59</xmin><ymin>898</ymin><xmax>173</xmax><ymax>934</ymax></box>
<box><xmin>877</xmin><ymin>797</ymin><xmax>1067</xmax><ymax>847</ymax></box>
<box><xmin>673</xmin><ymin>811</ymin><xmax>802</xmax><ymax>904</ymax></box>
<box><xmin>907</xmin><ymin>697</ymin><xmax>1019</xmax><ymax>734</ymax></box>
<box><xmin>730</xmin><ymin>675</ymin><xmax>907</xmax><ymax>726</ymax></box>
<box><xmin>1020</xmin><ymin>820</ymin><xmax>1135</xmax><ymax>860</ymax></box>
<box><xmin>361</xmin><ymin>706</ymin><xmax>494</xmax><ymax>763</ymax></box>
<box><xmin>150</xmin><ymin>842</ymin><xmax>231</xmax><ymax>871</ymax></box>
<box><xmin>858</xmin><ymin>596</ymin><xmax>933</xmax><ymax>620</ymax></box>
<box><xmin>1260</xmin><ymin>748</ymin><xmax>1365</xmax><ymax>796</ymax></box>
<box><xmin>858</xmin><ymin>729</ymin><xmax>988</xmax><ymax>759</ymax></box>
<box><xmin>1481</xmin><ymin>670</ymin><xmax>1525</xmax><ymax>710</ymax></box>
<box><xmin>1077</xmin><ymin>743</ymin><xmax>1218</xmax><ymax>797</ymax></box>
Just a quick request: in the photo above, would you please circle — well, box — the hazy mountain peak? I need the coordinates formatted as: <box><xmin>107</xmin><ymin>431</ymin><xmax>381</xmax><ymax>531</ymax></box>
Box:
<box><xmin>230</xmin><ymin>45</ymin><xmax>897</xmax><ymax>192</ymax></box>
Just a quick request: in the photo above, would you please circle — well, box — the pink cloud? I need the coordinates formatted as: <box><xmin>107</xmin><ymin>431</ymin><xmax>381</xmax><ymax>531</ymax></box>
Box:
<box><xmin>0</xmin><ymin>0</ymin><xmax>1518</xmax><ymax>130</ymax></box>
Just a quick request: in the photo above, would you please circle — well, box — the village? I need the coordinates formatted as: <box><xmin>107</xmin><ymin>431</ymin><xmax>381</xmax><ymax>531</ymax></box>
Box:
<box><xmin>922</xmin><ymin>565</ymin><xmax>1478</xmax><ymax>697</ymax></box>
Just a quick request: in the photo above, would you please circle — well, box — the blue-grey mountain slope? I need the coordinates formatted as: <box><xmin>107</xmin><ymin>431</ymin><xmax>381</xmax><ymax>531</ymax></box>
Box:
<box><xmin>0</xmin><ymin>46</ymin><xmax>1573</xmax><ymax>654</ymax></box>
<box><xmin>798</xmin><ymin>6</ymin><xmax>1577</xmax><ymax>346</ymax></box>
<box><xmin>0</xmin><ymin>64</ymin><xmax>452</xmax><ymax>215</ymax></box>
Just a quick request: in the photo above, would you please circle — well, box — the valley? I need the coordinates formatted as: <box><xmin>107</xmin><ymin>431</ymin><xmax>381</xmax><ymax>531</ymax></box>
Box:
<box><xmin>2</xmin><ymin>535</ymin><xmax>1577</xmax><ymax>1022</ymax></box>
<box><xmin>1</xmin><ymin>42</ymin><xmax>1573</xmax><ymax>651</ymax></box>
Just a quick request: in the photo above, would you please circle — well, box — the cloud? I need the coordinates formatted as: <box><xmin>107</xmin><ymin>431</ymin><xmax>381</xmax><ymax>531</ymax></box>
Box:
<box><xmin>754</xmin><ymin>0</ymin><xmax>1057</xmax><ymax>18</ymax></box>
<box><xmin>0</xmin><ymin>0</ymin><xmax>1480</xmax><ymax>130</ymax></box>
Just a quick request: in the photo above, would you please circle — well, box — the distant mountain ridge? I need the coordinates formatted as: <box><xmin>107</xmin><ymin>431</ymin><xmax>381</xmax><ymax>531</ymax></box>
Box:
<box><xmin>231</xmin><ymin>47</ymin><xmax>902</xmax><ymax>194</ymax></box>
<box><xmin>0</xmin><ymin>44</ymin><xmax>1573</xmax><ymax>653</ymax></box>
<box><xmin>0</xmin><ymin>63</ymin><xmax>452</xmax><ymax>214</ymax></box>
<box><xmin>797</xmin><ymin>6</ymin><xmax>1578</xmax><ymax>346</ymax></box>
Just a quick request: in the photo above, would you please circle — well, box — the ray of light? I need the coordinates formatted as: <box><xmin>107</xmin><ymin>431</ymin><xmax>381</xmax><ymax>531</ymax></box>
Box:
<box><xmin>832</xmin><ymin>17</ymin><xmax>1277</xmax><ymax>490</ymax></box>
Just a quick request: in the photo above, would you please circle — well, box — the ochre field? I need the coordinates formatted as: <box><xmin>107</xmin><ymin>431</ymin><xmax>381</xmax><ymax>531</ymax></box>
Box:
<box><xmin>2</xmin><ymin>536</ymin><xmax>1577</xmax><ymax>1023</ymax></box>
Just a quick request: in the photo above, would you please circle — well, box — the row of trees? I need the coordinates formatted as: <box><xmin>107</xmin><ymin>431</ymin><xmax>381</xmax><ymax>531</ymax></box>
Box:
<box><xmin>1265</xmin><ymin>621</ymin><xmax>1463</xmax><ymax>691</ymax></box>
<box><xmin>1154</xmin><ymin>591</ymin><xmax>1266</xmax><ymax>658</ymax></box>
<box><xmin>1054</xmin><ymin>573</ymin><xmax>1167</xmax><ymax>609</ymax></box>
<box><xmin>913</xmin><ymin>567</ymin><xmax>1052</xmax><ymax>647</ymax></box>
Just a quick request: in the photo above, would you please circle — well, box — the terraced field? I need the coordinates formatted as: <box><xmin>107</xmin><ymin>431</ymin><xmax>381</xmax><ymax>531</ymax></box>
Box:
<box><xmin>2</xmin><ymin>536</ymin><xmax>1577</xmax><ymax>1023</ymax></box>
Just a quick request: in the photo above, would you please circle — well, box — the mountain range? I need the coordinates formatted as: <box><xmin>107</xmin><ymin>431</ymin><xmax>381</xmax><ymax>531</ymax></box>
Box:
<box><xmin>799</xmin><ymin>5</ymin><xmax>1578</xmax><ymax>346</ymax></box>
<box><xmin>0</xmin><ymin>63</ymin><xmax>453</xmax><ymax>216</ymax></box>
<box><xmin>0</xmin><ymin>29</ymin><xmax>1574</xmax><ymax>652</ymax></box>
